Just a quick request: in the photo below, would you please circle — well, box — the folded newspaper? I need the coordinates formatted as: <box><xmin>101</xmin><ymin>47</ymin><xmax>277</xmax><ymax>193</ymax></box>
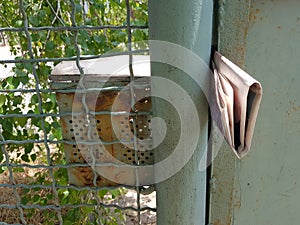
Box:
<box><xmin>210</xmin><ymin>51</ymin><xmax>263</xmax><ymax>158</ymax></box>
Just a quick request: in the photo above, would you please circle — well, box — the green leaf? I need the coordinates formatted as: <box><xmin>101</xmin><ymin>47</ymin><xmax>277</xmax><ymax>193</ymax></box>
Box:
<box><xmin>76</xmin><ymin>3</ymin><xmax>83</xmax><ymax>11</ymax></box>
<box><xmin>0</xmin><ymin>95</ymin><xmax>6</xmax><ymax>107</ymax></box>
<box><xmin>33</xmin><ymin>194</ymin><xmax>40</xmax><ymax>203</ymax></box>
<box><xmin>32</xmin><ymin>3</ymin><xmax>39</xmax><ymax>11</ymax></box>
<box><xmin>45</xmin><ymin>41</ymin><xmax>56</xmax><ymax>51</ymax></box>
<box><xmin>16</xmin><ymin>117</ymin><xmax>27</xmax><ymax>127</ymax></box>
<box><xmin>1</xmin><ymin>80</ymin><xmax>7</xmax><ymax>88</ymax></box>
<box><xmin>98</xmin><ymin>189</ymin><xmax>108</xmax><ymax>198</ymax></box>
<box><xmin>93</xmin><ymin>35</ymin><xmax>105</xmax><ymax>44</ymax></box>
<box><xmin>63</xmin><ymin>219</ymin><xmax>74</xmax><ymax>225</ymax></box>
<box><xmin>38</xmin><ymin>9</ymin><xmax>47</xmax><ymax>18</ymax></box>
<box><xmin>82</xmin><ymin>206</ymin><xmax>94</xmax><ymax>214</ymax></box>
<box><xmin>1</xmin><ymin>130</ymin><xmax>13</xmax><ymax>140</ymax></box>
<box><xmin>19</xmin><ymin>75</ymin><xmax>29</xmax><ymax>85</ymax></box>
<box><xmin>110</xmin><ymin>189</ymin><xmax>121</xmax><ymax>198</ymax></box>
<box><xmin>31</xmin><ymin>94</ymin><xmax>38</xmax><ymax>104</ymax></box>
<box><xmin>2</xmin><ymin>120</ymin><xmax>13</xmax><ymax>133</ymax></box>
<box><xmin>30</xmin><ymin>153</ymin><xmax>37</xmax><ymax>162</ymax></box>
<box><xmin>13</xmin><ymin>95</ymin><xmax>22</xmax><ymax>105</ymax></box>
<box><xmin>15</xmin><ymin>69</ymin><xmax>26</xmax><ymax>77</ymax></box>
<box><xmin>12</xmin><ymin>77</ymin><xmax>20</xmax><ymax>88</ymax></box>
<box><xmin>23</xmin><ymin>63</ymin><xmax>33</xmax><ymax>72</ymax></box>
<box><xmin>24</xmin><ymin>143</ymin><xmax>33</xmax><ymax>154</ymax></box>
<box><xmin>23</xmin><ymin>188</ymin><xmax>30</xmax><ymax>194</ymax></box>
<box><xmin>21</xmin><ymin>196</ymin><xmax>29</xmax><ymax>205</ymax></box>
<box><xmin>15</xmin><ymin>20</ymin><xmax>23</xmax><ymax>27</ymax></box>
<box><xmin>21</xmin><ymin>154</ymin><xmax>30</xmax><ymax>162</ymax></box>
<box><xmin>44</xmin><ymin>101</ymin><xmax>53</xmax><ymax>112</ymax></box>
<box><xmin>29</xmin><ymin>15</ymin><xmax>39</xmax><ymax>26</ymax></box>
<box><xmin>46</xmin><ymin>194</ymin><xmax>53</xmax><ymax>201</ymax></box>
<box><xmin>12</xmin><ymin>108</ymin><xmax>21</xmax><ymax>114</ymax></box>
<box><xmin>0</xmin><ymin>152</ymin><xmax>3</xmax><ymax>163</ymax></box>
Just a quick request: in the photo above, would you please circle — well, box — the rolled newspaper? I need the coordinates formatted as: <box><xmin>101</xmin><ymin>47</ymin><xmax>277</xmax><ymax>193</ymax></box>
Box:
<box><xmin>210</xmin><ymin>51</ymin><xmax>263</xmax><ymax>158</ymax></box>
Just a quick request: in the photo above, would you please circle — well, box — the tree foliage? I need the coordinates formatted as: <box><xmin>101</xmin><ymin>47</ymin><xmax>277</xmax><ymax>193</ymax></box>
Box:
<box><xmin>0</xmin><ymin>0</ymin><xmax>148</xmax><ymax>224</ymax></box>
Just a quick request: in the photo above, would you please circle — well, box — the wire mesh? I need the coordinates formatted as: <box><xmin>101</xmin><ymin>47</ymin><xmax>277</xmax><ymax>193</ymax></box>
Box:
<box><xmin>0</xmin><ymin>0</ymin><xmax>155</xmax><ymax>224</ymax></box>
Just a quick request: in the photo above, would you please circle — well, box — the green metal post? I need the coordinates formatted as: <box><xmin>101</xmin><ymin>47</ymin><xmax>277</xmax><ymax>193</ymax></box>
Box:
<box><xmin>209</xmin><ymin>0</ymin><xmax>300</xmax><ymax>224</ymax></box>
<box><xmin>148</xmin><ymin>1</ymin><xmax>213</xmax><ymax>224</ymax></box>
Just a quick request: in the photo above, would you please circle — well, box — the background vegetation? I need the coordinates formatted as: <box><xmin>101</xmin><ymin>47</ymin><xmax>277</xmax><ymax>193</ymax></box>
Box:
<box><xmin>0</xmin><ymin>0</ymin><xmax>148</xmax><ymax>224</ymax></box>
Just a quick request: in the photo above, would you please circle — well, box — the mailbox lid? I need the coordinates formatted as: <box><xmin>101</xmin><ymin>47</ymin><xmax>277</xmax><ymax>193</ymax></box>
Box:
<box><xmin>49</xmin><ymin>55</ymin><xmax>150</xmax><ymax>85</ymax></box>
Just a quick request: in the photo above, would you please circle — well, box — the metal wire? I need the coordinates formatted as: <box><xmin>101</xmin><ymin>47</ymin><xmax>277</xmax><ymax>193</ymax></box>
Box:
<box><xmin>125</xmin><ymin>0</ymin><xmax>142</xmax><ymax>223</ymax></box>
<box><xmin>69</xmin><ymin>0</ymin><xmax>104</xmax><ymax>222</ymax></box>
<box><xmin>0</xmin><ymin>110</ymin><xmax>151</xmax><ymax>119</ymax></box>
<box><xmin>0</xmin><ymin>0</ymin><xmax>155</xmax><ymax>224</ymax></box>
<box><xmin>18</xmin><ymin>0</ymin><xmax>63</xmax><ymax>223</ymax></box>
<box><xmin>0</xmin><ymin>49</ymin><xmax>149</xmax><ymax>64</ymax></box>
<box><xmin>0</xmin><ymin>24</ymin><xmax>148</xmax><ymax>32</ymax></box>
<box><xmin>0</xmin><ymin>127</ymin><xmax>27</xmax><ymax>224</ymax></box>
<box><xmin>0</xmin><ymin>203</ymin><xmax>155</xmax><ymax>213</ymax></box>
<box><xmin>0</xmin><ymin>84</ymin><xmax>150</xmax><ymax>93</ymax></box>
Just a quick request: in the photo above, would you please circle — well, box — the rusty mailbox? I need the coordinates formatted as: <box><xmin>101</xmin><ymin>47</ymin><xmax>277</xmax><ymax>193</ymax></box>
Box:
<box><xmin>50</xmin><ymin>55</ymin><xmax>154</xmax><ymax>187</ymax></box>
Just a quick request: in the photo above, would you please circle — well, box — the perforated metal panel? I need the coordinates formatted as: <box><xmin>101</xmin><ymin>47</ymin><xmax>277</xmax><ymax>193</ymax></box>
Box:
<box><xmin>50</xmin><ymin>56</ymin><xmax>154</xmax><ymax>187</ymax></box>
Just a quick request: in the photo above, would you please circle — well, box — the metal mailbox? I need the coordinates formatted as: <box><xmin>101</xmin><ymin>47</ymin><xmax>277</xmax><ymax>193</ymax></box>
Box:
<box><xmin>50</xmin><ymin>55</ymin><xmax>154</xmax><ymax>187</ymax></box>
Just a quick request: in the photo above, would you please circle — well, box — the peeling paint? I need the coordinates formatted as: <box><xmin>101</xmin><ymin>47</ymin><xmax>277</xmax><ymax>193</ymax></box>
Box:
<box><xmin>249</xmin><ymin>7</ymin><xmax>262</xmax><ymax>24</ymax></box>
<box><xmin>292</xmin><ymin>105</ymin><xmax>300</xmax><ymax>111</ymax></box>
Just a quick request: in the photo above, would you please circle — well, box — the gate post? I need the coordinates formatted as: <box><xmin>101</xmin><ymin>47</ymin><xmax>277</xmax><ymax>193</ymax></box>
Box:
<box><xmin>148</xmin><ymin>1</ymin><xmax>213</xmax><ymax>224</ymax></box>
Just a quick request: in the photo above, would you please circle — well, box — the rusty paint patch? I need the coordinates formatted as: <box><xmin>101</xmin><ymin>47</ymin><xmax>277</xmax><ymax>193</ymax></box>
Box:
<box><xmin>285</xmin><ymin>100</ymin><xmax>300</xmax><ymax>117</ymax></box>
<box><xmin>293</xmin><ymin>106</ymin><xmax>300</xmax><ymax>111</ymax></box>
<box><xmin>292</xmin><ymin>105</ymin><xmax>300</xmax><ymax>112</ymax></box>
<box><xmin>249</xmin><ymin>7</ymin><xmax>262</xmax><ymax>24</ymax></box>
<box><xmin>289</xmin><ymin>100</ymin><xmax>300</xmax><ymax>112</ymax></box>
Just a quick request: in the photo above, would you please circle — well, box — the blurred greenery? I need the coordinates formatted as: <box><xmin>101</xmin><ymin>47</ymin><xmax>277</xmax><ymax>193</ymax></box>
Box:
<box><xmin>0</xmin><ymin>0</ymin><xmax>148</xmax><ymax>224</ymax></box>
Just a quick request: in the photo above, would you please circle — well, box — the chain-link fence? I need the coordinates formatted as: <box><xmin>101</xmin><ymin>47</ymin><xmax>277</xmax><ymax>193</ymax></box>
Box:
<box><xmin>0</xmin><ymin>0</ymin><xmax>156</xmax><ymax>224</ymax></box>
